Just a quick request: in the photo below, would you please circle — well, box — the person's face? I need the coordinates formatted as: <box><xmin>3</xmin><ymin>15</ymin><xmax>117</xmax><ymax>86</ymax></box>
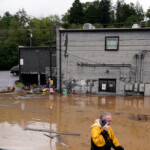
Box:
<box><xmin>104</xmin><ymin>115</ymin><xmax>112</xmax><ymax>125</ymax></box>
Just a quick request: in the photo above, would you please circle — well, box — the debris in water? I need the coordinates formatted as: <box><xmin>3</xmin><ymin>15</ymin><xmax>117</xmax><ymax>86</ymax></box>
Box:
<box><xmin>138</xmin><ymin>114</ymin><xmax>150</xmax><ymax>121</ymax></box>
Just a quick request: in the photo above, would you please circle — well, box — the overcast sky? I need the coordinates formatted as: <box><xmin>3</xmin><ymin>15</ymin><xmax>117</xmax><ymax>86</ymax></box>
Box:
<box><xmin>0</xmin><ymin>0</ymin><xmax>149</xmax><ymax>18</ymax></box>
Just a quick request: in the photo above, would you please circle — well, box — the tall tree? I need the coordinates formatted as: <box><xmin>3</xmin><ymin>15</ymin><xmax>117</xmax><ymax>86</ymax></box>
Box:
<box><xmin>135</xmin><ymin>1</ymin><xmax>144</xmax><ymax>22</ymax></box>
<box><xmin>84</xmin><ymin>1</ymin><xmax>100</xmax><ymax>23</ymax></box>
<box><xmin>1</xmin><ymin>12</ymin><xmax>13</xmax><ymax>29</ymax></box>
<box><xmin>14</xmin><ymin>9</ymin><xmax>29</xmax><ymax>25</ymax></box>
<box><xmin>29</xmin><ymin>15</ymin><xmax>60</xmax><ymax>46</ymax></box>
<box><xmin>115</xmin><ymin>1</ymin><xmax>143</xmax><ymax>27</ymax></box>
<box><xmin>68</xmin><ymin>0</ymin><xmax>84</xmax><ymax>24</ymax></box>
<box><xmin>0</xmin><ymin>41</ymin><xmax>18</xmax><ymax>69</ymax></box>
<box><xmin>98</xmin><ymin>0</ymin><xmax>112</xmax><ymax>27</ymax></box>
<box><xmin>116</xmin><ymin>0</ymin><xmax>124</xmax><ymax>26</ymax></box>
<box><xmin>7</xmin><ymin>20</ymin><xmax>28</xmax><ymax>45</ymax></box>
<box><xmin>146</xmin><ymin>8</ymin><xmax>150</xmax><ymax>19</ymax></box>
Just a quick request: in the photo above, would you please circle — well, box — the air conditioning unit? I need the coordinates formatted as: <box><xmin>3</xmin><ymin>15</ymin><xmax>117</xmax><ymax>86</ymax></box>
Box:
<box><xmin>134</xmin><ymin>83</ymin><xmax>139</xmax><ymax>92</ymax></box>
<box><xmin>125</xmin><ymin>84</ymin><xmax>129</xmax><ymax>91</ymax></box>
<box><xmin>140</xmin><ymin>21</ymin><xmax>147</xmax><ymax>28</ymax></box>
<box><xmin>139</xmin><ymin>83</ymin><xmax>144</xmax><ymax>92</ymax></box>
<box><xmin>132</xmin><ymin>24</ymin><xmax>140</xmax><ymax>28</ymax></box>
<box><xmin>129</xmin><ymin>84</ymin><xmax>133</xmax><ymax>91</ymax></box>
<box><xmin>83</xmin><ymin>23</ymin><xmax>95</xmax><ymax>29</ymax></box>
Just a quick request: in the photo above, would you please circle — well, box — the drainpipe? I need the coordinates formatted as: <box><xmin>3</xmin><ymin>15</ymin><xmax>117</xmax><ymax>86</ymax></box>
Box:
<box><xmin>135</xmin><ymin>54</ymin><xmax>139</xmax><ymax>82</ymax></box>
<box><xmin>59</xmin><ymin>30</ymin><xmax>62</xmax><ymax>93</ymax></box>
<box><xmin>140</xmin><ymin>53</ymin><xmax>144</xmax><ymax>83</ymax></box>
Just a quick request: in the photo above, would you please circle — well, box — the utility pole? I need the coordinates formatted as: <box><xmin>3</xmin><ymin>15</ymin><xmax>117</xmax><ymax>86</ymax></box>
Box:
<box><xmin>49</xmin><ymin>28</ymin><xmax>52</xmax><ymax>83</ymax></box>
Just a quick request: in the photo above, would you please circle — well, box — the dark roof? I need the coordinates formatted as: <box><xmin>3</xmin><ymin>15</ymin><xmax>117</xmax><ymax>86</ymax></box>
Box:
<box><xmin>18</xmin><ymin>46</ymin><xmax>56</xmax><ymax>49</ymax></box>
<box><xmin>59</xmin><ymin>28</ymin><xmax>150</xmax><ymax>33</ymax></box>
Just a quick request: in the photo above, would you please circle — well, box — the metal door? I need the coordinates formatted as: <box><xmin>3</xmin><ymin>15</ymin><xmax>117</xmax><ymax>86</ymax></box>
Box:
<box><xmin>99</xmin><ymin>79</ymin><xmax>116</xmax><ymax>92</ymax></box>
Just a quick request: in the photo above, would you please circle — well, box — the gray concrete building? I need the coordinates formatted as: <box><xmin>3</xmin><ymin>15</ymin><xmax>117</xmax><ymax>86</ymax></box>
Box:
<box><xmin>57</xmin><ymin>28</ymin><xmax>150</xmax><ymax>96</ymax></box>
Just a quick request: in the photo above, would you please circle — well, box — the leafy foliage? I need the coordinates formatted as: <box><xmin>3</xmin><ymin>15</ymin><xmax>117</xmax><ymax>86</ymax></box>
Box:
<box><xmin>0</xmin><ymin>10</ymin><xmax>60</xmax><ymax>70</ymax></box>
<box><xmin>68</xmin><ymin>0</ymin><xmax>84</xmax><ymax>24</ymax></box>
<box><xmin>0</xmin><ymin>41</ymin><xmax>18</xmax><ymax>69</ymax></box>
<box><xmin>63</xmin><ymin>0</ymin><xmax>145</xmax><ymax>28</ymax></box>
<box><xmin>146</xmin><ymin>8</ymin><xmax>150</xmax><ymax>19</ymax></box>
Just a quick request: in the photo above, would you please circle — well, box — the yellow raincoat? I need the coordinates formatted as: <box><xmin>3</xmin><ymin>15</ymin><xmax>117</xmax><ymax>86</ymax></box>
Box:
<box><xmin>91</xmin><ymin>119</ymin><xmax>120</xmax><ymax>148</ymax></box>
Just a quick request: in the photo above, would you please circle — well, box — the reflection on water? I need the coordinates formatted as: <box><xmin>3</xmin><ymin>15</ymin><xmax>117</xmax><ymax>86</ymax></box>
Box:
<box><xmin>0</xmin><ymin>92</ymin><xmax>150</xmax><ymax>150</ymax></box>
<box><xmin>73</xmin><ymin>95</ymin><xmax>150</xmax><ymax>110</ymax></box>
<box><xmin>116</xmin><ymin>96</ymin><xmax>150</xmax><ymax>109</ymax></box>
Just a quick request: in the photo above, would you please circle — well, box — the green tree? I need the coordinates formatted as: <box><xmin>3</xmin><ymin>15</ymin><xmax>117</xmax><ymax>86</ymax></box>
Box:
<box><xmin>0</xmin><ymin>12</ymin><xmax>14</xmax><ymax>41</ymax></box>
<box><xmin>135</xmin><ymin>1</ymin><xmax>144</xmax><ymax>22</ymax></box>
<box><xmin>7</xmin><ymin>20</ymin><xmax>28</xmax><ymax>45</ymax></box>
<box><xmin>146</xmin><ymin>8</ymin><xmax>150</xmax><ymax>19</ymax></box>
<box><xmin>124</xmin><ymin>15</ymin><xmax>138</xmax><ymax>27</ymax></box>
<box><xmin>115</xmin><ymin>0</ymin><xmax>124</xmax><ymax>26</ymax></box>
<box><xmin>115</xmin><ymin>1</ymin><xmax>143</xmax><ymax>27</ymax></box>
<box><xmin>98</xmin><ymin>0</ymin><xmax>112</xmax><ymax>27</ymax></box>
<box><xmin>0</xmin><ymin>10</ymin><xmax>62</xmax><ymax>69</ymax></box>
<box><xmin>68</xmin><ymin>0</ymin><xmax>84</xmax><ymax>24</ymax></box>
<box><xmin>14</xmin><ymin>9</ymin><xmax>29</xmax><ymax>25</ymax></box>
<box><xmin>84</xmin><ymin>1</ymin><xmax>100</xmax><ymax>23</ymax></box>
<box><xmin>29</xmin><ymin>15</ymin><xmax>60</xmax><ymax>46</ymax></box>
<box><xmin>62</xmin><ymin>12</ymin><xmax>69</xmax><ymax>23</ymax></box>
<box><xmin>0</xmin><ymin>41</ymin><xmax>18</xmax><ymax>69</ymax></box>
<box><xmin>1</xmin><ymin>12</ymin><xmax>13</xmax><ymax>29</ymax></box>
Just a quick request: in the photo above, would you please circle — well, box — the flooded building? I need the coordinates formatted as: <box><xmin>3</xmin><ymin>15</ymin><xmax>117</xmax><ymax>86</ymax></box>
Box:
<box><xmin>19</xmin><ymin>46</ymin><xmax>57</xmax><ymax>86</ymax></box>
<box><xmin>57</xmin><ymin>27</ymin><xmax>150</xmax><ymax>95</ymax></box>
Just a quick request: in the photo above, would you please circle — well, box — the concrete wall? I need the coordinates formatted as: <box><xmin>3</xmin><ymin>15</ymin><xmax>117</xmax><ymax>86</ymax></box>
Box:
<box><xmin>57</xmin><ymin>28</ymin><xmax>150</xmax><ymax>95</ymax></box>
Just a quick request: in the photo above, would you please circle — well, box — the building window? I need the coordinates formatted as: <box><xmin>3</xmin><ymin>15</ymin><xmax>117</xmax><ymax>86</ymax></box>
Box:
<box><xmin>105</xmin><ymin>36</ymin><xmax>119</xmax><ymax>51</ymax></box>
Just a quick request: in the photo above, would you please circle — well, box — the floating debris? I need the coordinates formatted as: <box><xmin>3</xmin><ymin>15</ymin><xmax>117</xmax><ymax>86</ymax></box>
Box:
<box><xmin>24</xmin><ymin>127</ymin><xmax>81</xmax><ymax>136</ymax></box>
<box><xmin>44</xmin><ymin>134</ymin><xmax>71</xmax><ymax>148</ymax></box>
<box><xmin>130</xmin><ymin>114</ymin><xmax>150</xmax><ymax>121</ymax></box>
<box><xmin>138</xmin><ymin>114</ymin><xmax>150</xmax><ymax>121</ymax></box>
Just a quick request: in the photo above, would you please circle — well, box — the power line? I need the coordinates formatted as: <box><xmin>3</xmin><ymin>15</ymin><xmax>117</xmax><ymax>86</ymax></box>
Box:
<box><xmin>62</xmin><ymin>52</ymin><xmax>99</xmax><ymax>64</ymax></box>
<box><xmin>61</xmin><ymin>38</ymin><xmax>150</xmax><ymax>43</ymax></box>
<box><xmin>61</xmin><ymin>45</ymin><xmax>150</xmax><ymax>47</ymax></box>
<box><xmin>57</xmin><ymin>47</ymin><xmax>150</xmax><ymax>52</ymax></box>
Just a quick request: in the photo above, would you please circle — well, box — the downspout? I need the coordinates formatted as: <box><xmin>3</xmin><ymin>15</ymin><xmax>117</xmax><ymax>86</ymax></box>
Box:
<box><xmin>135</xmin><ymin>54</ymin><xmax>139</xmax><ymax>82</ymax></box>
<box><xmin>59</xmin><ymin>30</ymin><xmax>62</xmax><ymax>93</ymax></box>
<box><xmin>137</xmin><ymin>55</ymin><xmax>140</xmax><ymax>83</ymax></box>
<box><xmin>139</xmin><ymin>54</ymin><xmax>142</xmax><ymax>83</ymax></box>
<box><xmin>140</xmin><ymin>53</ymin><xmax>144</xmax><ymax>83</ymax></box>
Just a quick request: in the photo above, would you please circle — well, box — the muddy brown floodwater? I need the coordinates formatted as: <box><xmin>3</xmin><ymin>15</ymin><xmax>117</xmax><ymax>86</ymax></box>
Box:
<box><xmin>0</xmin><ymin>92</ymin><xmax>150</xmax><ymax>150</ymax></box>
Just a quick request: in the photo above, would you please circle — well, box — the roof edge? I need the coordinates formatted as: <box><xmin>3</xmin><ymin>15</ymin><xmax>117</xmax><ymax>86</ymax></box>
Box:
<box><xmin>59</xmin><ymin>28</ymin><xmax>150</xmax><ymax>32</ymax></box>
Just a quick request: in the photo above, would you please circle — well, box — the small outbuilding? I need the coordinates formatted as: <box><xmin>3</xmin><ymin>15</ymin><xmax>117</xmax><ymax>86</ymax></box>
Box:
<box><xmin>19</xmin><ymin>46</ymin><xmax>57</xmax><ymax>87</ymax></box>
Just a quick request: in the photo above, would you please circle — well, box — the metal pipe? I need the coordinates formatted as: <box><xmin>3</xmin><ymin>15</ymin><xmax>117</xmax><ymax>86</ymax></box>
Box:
<box><xmin>140</xmin><ymin>53</ymin><xmax>144</xmax><ymax>82</ymax></box>
<box><xmin>77</xmin><ymin>63</ymin><xmax>134</xmax><ymax>81</ymax></box>
<box><xmin>50</xmin><ymin>29</ymin><xmax>52</xmax><ymax>80</ymax></box>
<box><xmin>77</xmin><ymin>63</ymin><xmax>132</xmax><ymax>68</ymax></box>
<box><xmin>135</xmin><ymin>54</ymin><xmax>139</xmax><ymax>82</ymax></box>
<box><xmin>59</xmin><ymin>31</ymin><xmax>62</xmax><ymax>93</ymax></box>
<box><xmin>139</xmin><ymin>54</ymin><xmax>142</xmax><ymax>82</ymax></box>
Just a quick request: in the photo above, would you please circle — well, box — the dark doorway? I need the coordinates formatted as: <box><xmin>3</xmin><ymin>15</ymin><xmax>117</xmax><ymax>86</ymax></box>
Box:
<box><xmin>99</xmin><ymin>79</ymin><xmax>116</xmax><ymax>92</ymax></box>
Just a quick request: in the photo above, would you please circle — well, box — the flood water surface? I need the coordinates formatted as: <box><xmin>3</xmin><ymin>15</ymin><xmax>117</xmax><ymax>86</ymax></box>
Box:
<box><xmin>0</xmin><ymin>92</ymin><xmax>150</xmax><ymax>150</ymax></box>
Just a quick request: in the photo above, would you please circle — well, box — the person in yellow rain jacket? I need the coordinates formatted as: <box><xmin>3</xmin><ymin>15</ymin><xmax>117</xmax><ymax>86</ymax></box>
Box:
<box><xmin>91</xmin><ymin>112</ymin><xmax>124</xmax><ymax>150</ymax></box>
